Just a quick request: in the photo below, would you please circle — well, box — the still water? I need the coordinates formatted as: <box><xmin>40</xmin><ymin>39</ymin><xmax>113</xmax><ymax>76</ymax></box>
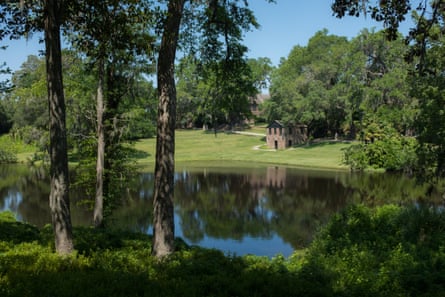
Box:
<box><xmin>0</xmin><ymin>163</ymin><xmax>439</xmax><ymax>257</ymax></box>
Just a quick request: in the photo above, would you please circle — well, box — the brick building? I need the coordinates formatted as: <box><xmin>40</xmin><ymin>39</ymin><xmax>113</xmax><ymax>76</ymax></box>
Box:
<box><xmin>266</xmin><ymin>120</ymin><xmax>307</xmax><ymax>149</ymax></box>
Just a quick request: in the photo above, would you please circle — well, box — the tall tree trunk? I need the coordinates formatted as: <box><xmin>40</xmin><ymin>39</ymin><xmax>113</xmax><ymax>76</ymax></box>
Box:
<box><xmin>152</xmin><ymin>0</ymin><xmax>185</xmax><ymax>258</ymax></box>
<box><xmin>93</xmin><ymin>58</ymin><xmax>105</xmax><ymax>228</ymax></box>
<box><xmin>44</xmin><ymin>0</ymin><xmax>74</xmax><ymax>255</ymax></box>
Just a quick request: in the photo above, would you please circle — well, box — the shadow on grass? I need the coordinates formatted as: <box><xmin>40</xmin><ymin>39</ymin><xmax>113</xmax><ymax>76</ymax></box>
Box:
<box><xmin>127</xmin><ymin>147</ymin><xmax>151</xmax><ymax>160</ymax></box>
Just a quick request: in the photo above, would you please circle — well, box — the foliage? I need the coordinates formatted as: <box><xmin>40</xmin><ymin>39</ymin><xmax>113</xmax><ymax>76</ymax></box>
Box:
<box><xmin>0</xmin><ymin>134</ymin><xmax>40</xmax><ymax>163</ymax></box>
<box><xmin>343</xmin><ymin>135</ymin><xmax>417</xmax><ymax>172</ymax></box>
<box><xmin>0</xmin><ymin>211</ymin><xmax>39</xmax><ymax>243</ymax></box>
<box><xmin>412</xmin><ymin>30</ymin><xmax>445</xmax><ymax>179</ymax></box>
<box><xmin>176</xmin><ymin>55</ymin><xmax>269</xmax><ymax>129</ymax></box>
<box><xmin>72</xmin><ymin>139</ymin><xmax>139</xmax><ymax>224</ymax></box>
<box><xmin>2</xmin><ymin>203</ymin><xmax>445</xmax><ymax>297</ymax></box>
<box><xmin>307</xmin><ymin>204</ymin><xmax>445</xmax><ymax>297</ymax></box>
<box><xmin>0</xmin><ymin>99</ymin><xmax>12</xmax><ymax>135</ymax></box>
<box><xmin>330</xmin><ymin>0</ymin><xmax>445</xmax><ymax>184</ymax></box>
<box><xmin>268</xmin><ymin>29</ymin><xmax>414</xmax><ymax>140</ymax></box>
<box><xmin>0</xmin><ymin>149</ymin><xmax>17</xmax><ymax>163</ymax></box>
<box><xmin>0</xmin><ymin>60</ymin><xmax>12</xmax><ymax>94</ymax></box>
<box><xmin>0</xmin><ymin>212</ymin><xmax>299</xmax><ymax>297</ymax></box>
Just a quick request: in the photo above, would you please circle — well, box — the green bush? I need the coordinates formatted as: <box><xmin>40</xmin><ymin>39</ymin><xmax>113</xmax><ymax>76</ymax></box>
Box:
<box><xmin>343</xmin><ymin>137</ymin><xmax>417</xmax><ymax>172</ymax></box>
<box><xmin>0</xmin><ymin>149</ymin><xmax>17</xmax><ymax>163</ymax></box>
<box><xmin>0</xmin><ymin>214</ymin><xmax>303</xmax><ymax>297</ymax></box>
<box><xmin>0</xmin><ymin>211</ymin><xmax>39</xmax><ymax>243</ymax></box>
<box><xmin>306</xmin><ymin>204</ymin><xmax>445</xmax><ymax>297</ymax></box>
<box><xmin>2</xmin><ymin>206</ymin><xmax>445</xmax><ymax>297</ymax></box>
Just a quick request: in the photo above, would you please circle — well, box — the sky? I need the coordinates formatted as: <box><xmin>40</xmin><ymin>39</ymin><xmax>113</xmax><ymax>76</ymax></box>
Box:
<box><xmin>244</xmin><ymin>0</ymin><xmax>414</xmax><ymax>66</ymax></box>
<box><xmin>1</xmin><ymin>0</ymin><xmax>416</xmax><ymax>76</ymax></box>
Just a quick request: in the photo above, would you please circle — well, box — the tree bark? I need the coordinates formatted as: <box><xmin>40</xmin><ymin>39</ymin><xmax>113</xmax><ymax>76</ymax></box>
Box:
<box><xmin>93</xmin><ymin>58</ymin><xmax>105</xmax><ymax>228</ymax></box>
<box><xmin>44</xmin><ymin>0</ymin><xmax>74</xmax><ymax>255</ymax></box>
<box><xmin>152</xmin><ymin>0</ymin><xmax>185</xmax><ymax>258</ymax></box>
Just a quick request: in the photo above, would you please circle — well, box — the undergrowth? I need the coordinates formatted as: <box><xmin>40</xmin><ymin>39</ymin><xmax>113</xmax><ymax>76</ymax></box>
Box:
<box><xmin>1</xmin><ymin>205</ymin><xmax>445</xmax><ymax>297</ymax></box>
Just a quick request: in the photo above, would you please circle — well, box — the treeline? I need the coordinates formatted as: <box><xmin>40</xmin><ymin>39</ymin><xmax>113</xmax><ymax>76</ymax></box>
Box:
<box><xmin>263</xmin><ymin>27</ymin><xmax>444</xmax><ymax>176</ymax></box>
<box><xmin>1</xmin><ymin>27</ymin><xmax>444</xmax><ymax>177</ymax></box>
<box><xmin>0</xmin><ymin>53</ymin><xmax>157</xmax><ymax>150</ymax></box>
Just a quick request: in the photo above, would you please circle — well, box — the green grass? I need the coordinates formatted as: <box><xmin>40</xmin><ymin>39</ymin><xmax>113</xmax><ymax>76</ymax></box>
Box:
<box><xmin>1</xmin><ymin>129</ymin><xmax>351</xmax><ymax>169</ymax></box>
<box><xmin>132</xmin><ymin>130</ymin><xmax>351</xmax><ymax>170</ymax></box>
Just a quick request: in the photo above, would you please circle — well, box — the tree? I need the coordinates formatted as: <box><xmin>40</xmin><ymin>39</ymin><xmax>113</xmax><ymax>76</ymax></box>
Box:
<box><xmin>65</xmin><ymin>0</ymin><xmax>154</xmax><ymax>227</ymax></box>
<box><xmin>152</xmin><ymin>0</ymin><xmax>264</xmax><ymax>257</ymax></box>
<box><xmin>332</xmin><ymin>0</ymin><xmax>445</xmax><ymax>177</ymax></box>
<box><xmin>414</xmin><ymin>32</ymin><xmax>445</xmax><ymax>178</ymax></box>
<box><xmin>247</xmin><ymin>57</ymin><xmax>274</xmax><ymax>92</ymax></box>
<box><xmin>1</xmin><ymin>0</ymin><xmax>74</xmax><ymax>254</ymax></box>
<box><xmin>151</xmin><ymin>0</ymin><xmax>185</xmax><ymax>258</ymax></box>
<box><xmin>0</xmin><ymin>47</ymin><xmax>12</xmax><ymax>94</ymax></box>
<box><xmin>44</xmin><ymin>0</ymin><xmax>74</xmax><ymax>255</ymax></box>
<box><xmin>7</xmin><ymin>55</ymin><xmax>48</xmax><ymax>145</ymax></box>
<box><xmin>268</xmin><ymin>30</ymin><xmax>350</xmax><ymax>137</ymax></box>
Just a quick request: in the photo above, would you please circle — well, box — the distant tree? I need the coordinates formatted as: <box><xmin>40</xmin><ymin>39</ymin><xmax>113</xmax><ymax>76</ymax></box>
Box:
<box><xmin>247</xmin><ymin>57</ymin><xmax>274</xmax><ymax>92</ymax></box>
<box><xmin>196</xmin><ymin>59</ymin><xmax>256</xmax><ymax>131</ymax></box>
<box><xmin>0</xmin><ymin>103</ymin><xmax>11</xmax><ymax>134</ymax></box>
<box><xmin>176</xmin><ymin>56</ymin><xmax>267</xmax><ymax>129</ymax></box>
<box><xmin>65</xmin><ymin>0</ymin><xmax>154</xmax><ymax>227</ymax></box>
<box><xmin>7</xmin><ymin>55</ymin><xmax>48</xmax><ymax>145</ymax></box>
<box><xmin>414</xmin><ymin>33</ymin><xmax>445</xmax><ymax>178</ymax></box>
<box><xmin>176</xmin><ymin>56</ymin><xmax>201</xmax><ymax>128</ymax></box>
<box><xmin>269</xmin><ymin>30</ymin><xmax>350</xmax><ymax>137</ymax></box>
<box><xmin>332</xmin><ymin>0</ymin><xmax>445</xmax><ymax>177</ymax></box>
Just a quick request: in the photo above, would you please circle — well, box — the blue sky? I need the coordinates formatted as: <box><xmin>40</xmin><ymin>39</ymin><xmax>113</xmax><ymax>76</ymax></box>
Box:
<box><xmin>244</xmin><ymin>0</ymin><xmax>414</xmax><ymax>66</ymax></box>
<box><xmin>1</xmin><ymin>0</ymin><xmax>415</xmax><ymax>75</ymax></box>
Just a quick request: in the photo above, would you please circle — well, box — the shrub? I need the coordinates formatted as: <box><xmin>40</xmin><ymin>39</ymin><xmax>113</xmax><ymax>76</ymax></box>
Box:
<box><xmin>0</xmin><ymin>149</ymin><xmax>17</xmax><ymax>163</ymax></box>
<box><xmin>343</xmin><ymin>137</ymin><xmax>417</xmax><ymax>173</ymax></box>
<box><xmin>306</xmin><ymin>204</ymin><xmax>445</xmax><ymax>297</ymax></box>
<box><xmin>2</xmin><ymin>206</ymin><xmax>445</xmax><ymax>297</ymax></box>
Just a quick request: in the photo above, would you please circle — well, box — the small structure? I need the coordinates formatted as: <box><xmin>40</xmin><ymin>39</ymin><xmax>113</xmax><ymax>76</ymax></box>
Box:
<box><xmin>266</xmin><ymin>120</ymin><xmax>307</xmax><ymax>149</ymax></box>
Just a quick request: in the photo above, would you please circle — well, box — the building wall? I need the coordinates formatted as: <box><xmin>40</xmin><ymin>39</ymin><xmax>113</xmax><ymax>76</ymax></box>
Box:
<box><xmin>266</xmin><ymin>124</ymin><xmax>307</xmax><ymax>149</ymax></box>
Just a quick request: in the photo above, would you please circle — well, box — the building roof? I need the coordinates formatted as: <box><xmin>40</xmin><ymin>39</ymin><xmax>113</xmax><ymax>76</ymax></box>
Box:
<box><xmin>266</xmin><ymin>120</ymin><xmax>308</xmax><ymax>128</ymax></box>
<box><xmin>266</xmin><ymin>120</ymin><xmax>285</xmax><ymax>128</ymax></box>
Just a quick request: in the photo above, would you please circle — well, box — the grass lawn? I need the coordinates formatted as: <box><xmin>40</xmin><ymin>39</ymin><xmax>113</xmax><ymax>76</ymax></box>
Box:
<box><xmin>133</xmin><ymin>129</ymin><xmax>351</xmax><ymax>170</ymax></box>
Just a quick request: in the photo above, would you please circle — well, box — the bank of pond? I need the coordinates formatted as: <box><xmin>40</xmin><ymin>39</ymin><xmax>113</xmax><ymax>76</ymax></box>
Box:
<box><xmin>1</xmin><ymin>204</ymin><xmax>445</xmax><ymax>297</ymax></box>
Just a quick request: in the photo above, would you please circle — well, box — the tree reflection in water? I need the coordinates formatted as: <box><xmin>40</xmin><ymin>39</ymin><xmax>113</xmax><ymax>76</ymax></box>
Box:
<box><xmin>0</xmin><ymin>163</ymin><xmax>441</xmax><ymax>256</ymax></box>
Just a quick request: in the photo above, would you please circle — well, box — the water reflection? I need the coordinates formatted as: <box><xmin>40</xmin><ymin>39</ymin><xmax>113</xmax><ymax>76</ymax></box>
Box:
<box><xmin>0</xmin><ymin>163</ymin><xmax>441</xmax><ymax>256</ymax></box>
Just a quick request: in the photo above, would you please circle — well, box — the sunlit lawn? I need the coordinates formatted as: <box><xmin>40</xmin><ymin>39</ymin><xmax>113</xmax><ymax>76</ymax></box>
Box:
<box><xmin>133</xmin><ymin>129</ymin><xmax>351</xmax><ymax>170</ymax></box>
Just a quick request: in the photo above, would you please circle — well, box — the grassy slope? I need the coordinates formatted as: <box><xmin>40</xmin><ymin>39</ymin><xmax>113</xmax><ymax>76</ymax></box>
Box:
<box><xmin>133</xmin><ymin>129</ymin><xmax>351</xmax><ymax>170</ymax></box>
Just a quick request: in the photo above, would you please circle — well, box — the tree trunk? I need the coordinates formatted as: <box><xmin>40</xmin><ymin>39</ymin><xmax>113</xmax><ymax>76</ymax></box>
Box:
<box><xmin>93</xmin><ymin>58</ymin><xmax>105</xmax><ymax>228</ymax></box>
<box><xmin>44</xmin><ymin>0</ymin><xmax>74</xmax><ymax>255</ymax></box>
<box><xmin>152</xmin><ymin>0</ymin><xmax>185</xmax><ymax>258</ymax></box>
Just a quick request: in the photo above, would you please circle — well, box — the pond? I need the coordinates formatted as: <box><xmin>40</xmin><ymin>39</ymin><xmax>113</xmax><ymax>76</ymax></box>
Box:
<box><xmin>0</xmin><ymin>163</ymin><xmax>440</xmax><ymax>257</ymax></box>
